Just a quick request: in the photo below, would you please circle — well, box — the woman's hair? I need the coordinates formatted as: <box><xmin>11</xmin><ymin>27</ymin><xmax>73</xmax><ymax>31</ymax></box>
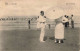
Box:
<box><xmin>40</xmin><ymin>11</ymin><xmax>44</xmax><ymax>13</ymax></box>
<box><xmin>64</xmin><ymin>15</ymin><xmax>67</xmax><ymax>17</ymax></box>
<box><xmin>64</xmin><ymin>15</ymin><xmax>69</xmax><ymax>18</ymax></box>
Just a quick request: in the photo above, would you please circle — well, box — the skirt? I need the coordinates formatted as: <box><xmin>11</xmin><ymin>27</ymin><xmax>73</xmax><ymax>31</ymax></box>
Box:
<box><xmin>55</xmin><ymin>23</ymin><xmax>64</xmax><ymax>39</ymax></box>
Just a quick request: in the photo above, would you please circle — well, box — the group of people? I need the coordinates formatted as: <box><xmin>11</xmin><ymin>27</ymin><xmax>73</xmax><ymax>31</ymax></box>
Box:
<box><xmin>37</xmin><ymin>11</ymin><xmax>74</xmax><ymax>43</ymax></box>
<box><xmin>64</xmin><ymin>15</ymin><xmax>74</xmax><ymax>28</ymax></box>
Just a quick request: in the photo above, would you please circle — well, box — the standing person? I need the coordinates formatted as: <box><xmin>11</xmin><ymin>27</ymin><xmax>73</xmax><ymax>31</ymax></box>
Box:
<box><xmin>71</xmin><ymin>14</ymin><xmax>74</xmax><ymax>28</ymax></box>
<box><xmin>38</xmin><ymin>11</ymin><xmax>47</xmax><ymax>42</ymax></box>
<box><xmin>64</xmin><ymin>15</ymin><xmax>69</xmax><ymax>28</ymax></box>
<box><xmin>48</xmin><ymin>24</ymin><xmax>51</xmax><ymax>29</ymax></box>
<box><xmin>55</xmin><ymin>16</ymin><xmax>68</xmax><ymax>43</ymax></box>
<box><xmin>28</xmin><ymin>19</ymin><xmax>31</xmax><ymax>29</ymax></box>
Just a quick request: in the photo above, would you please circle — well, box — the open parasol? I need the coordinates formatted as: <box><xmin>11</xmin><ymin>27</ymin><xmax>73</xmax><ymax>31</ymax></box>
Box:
<box><xmin>45</xmin><ymin>7</ymin><xmax>64</xmax><ymax>20</ymax></box>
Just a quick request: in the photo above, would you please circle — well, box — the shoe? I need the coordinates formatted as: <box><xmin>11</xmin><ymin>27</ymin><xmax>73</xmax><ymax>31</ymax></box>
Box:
<box><xmin>61</xmin><ymin>40</ymin><xmax>64</xmax><ymax>43</ymax></box>
<box><xmin>43</xmin><ymin>37</ymin><xmax>47</xmax><ymax>41</ymax></box>
<box><xmin>58</xmin><ymin>40</ymin><xmax>61</xmax><ymax>44</ymax></box>
<box><xmin>55</xmin><ymin>39</ymin><xmax>58</xmax><ymax>43</ymax></box>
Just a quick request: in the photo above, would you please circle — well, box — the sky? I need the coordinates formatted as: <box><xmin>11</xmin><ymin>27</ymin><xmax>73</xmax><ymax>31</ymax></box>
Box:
<box><xmin>0</xmin><ymin>0</ymin><xmax>80</xmax><ymax>16</ymax></box>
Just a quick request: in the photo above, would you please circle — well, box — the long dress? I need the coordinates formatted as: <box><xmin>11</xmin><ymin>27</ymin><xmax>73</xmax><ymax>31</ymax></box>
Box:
<box><xmin>55</xmin><ymin>23</ymin><xmax>64</xmax><ymax>39</ymax></box>
<box><xmin>40</xmin><ymin>23</ymin><xmax>46</xmax><ymax>41</ymax></box>
<box><xmin>38</xmin><ymin>15</ymin><xmax>46</xmax><ymax>42</ymax></box>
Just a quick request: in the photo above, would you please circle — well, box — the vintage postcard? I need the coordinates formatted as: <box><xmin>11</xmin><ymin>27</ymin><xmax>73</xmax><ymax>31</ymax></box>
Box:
<box><xmin>0</xmin><ymin>0</ymin><xmax>80</xmax><ymax>51</ymax></box>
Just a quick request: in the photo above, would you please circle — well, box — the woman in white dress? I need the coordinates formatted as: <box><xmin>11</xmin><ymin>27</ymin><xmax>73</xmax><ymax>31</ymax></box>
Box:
<box><xmin>38</xmin><ymin>11</ymin><xmax>47</xmax><ymax>42</ymax></box>
<box><xmin>55</xmin><ymin>16</ymin><xmax>68</xmax><ymax>43</ymax></box>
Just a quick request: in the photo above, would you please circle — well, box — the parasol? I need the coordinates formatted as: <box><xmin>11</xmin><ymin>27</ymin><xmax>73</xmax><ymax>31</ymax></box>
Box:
<box><xmin>45</xmin><ymin>7</ymin><xmax>64</xmax><ymax>20</ymax></box>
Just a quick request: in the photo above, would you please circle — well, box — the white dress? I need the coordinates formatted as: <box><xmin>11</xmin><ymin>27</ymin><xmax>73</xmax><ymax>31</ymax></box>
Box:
<box><xmin>55</xmin><ymin>23</ymin><xmax>64</xmax><ymax>39</ymax></box>
<box><xmin>37</xmin><ymin>15</ymin><xmax>46</xmax><ymax>28</ymax></box>
<box><xmin>38</xmin><ymin>15</ymin><xmax>46</xmax><ymax>42</ymax></box>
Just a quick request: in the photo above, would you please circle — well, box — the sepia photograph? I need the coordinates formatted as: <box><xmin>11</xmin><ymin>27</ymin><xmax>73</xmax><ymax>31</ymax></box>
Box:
<box><xmin>0</xmin><ymin>0</ymin><xmax>80</xmax><ymax>51</ymax></box>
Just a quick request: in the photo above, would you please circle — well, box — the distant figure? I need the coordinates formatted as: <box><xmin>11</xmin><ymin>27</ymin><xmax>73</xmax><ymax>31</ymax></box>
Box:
<box><xmin>28</xmin><ymin>19</ymin><xmax>31</xmax><ymax>29</ymax></box>
<box><xmin>55</xmin><ymin>16</ymin><xmax>68</xmax><ymax>43</ymax></box>
<box><xmin>71</xmin><ymin>14</ymin><xmax>74</xmax><ymax>28</ymax></box>
<box><xmin>48</xmin><ymin>24</ymin><xmax>51</xmax><ymax>29</ymax></box>
<box><xmin>64</xmin><ymin>15</ymin><xmax>69</xmax><ymax>27</ymax></box>
<box><xmin>38</xmin><ymin>11</ymin><xmax>47</xmax><ymax>42</ymax></box>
